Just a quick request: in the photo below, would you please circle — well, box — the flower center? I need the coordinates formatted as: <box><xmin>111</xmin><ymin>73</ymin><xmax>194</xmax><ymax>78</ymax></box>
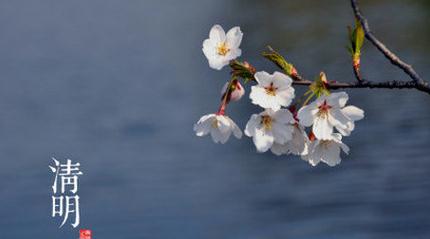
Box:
<box><xmin>217</xmin><ymin>42</ymin><xmax>230</xmax><ymax>56</ymax></box>
<box><xmin>319</xmin><ymin>140</ymin><xmax>332</xmax><ymax>149</ymax></box>
<box><xmin>261</xmin><ymin>115</ymin><xmax>272</xmax><ymax>130</ymax></box>
<box><xmin>317</xmin><ymin>100</ymin><xmax>332</xmax><ymax>118</ymax></box>
<box><xmin>211</xmin><ymin>118</ymin><xmax>219</xmax><ymax>129</ymax></box>
<box><xmin>265</xmin><ymin>82</ymin><xmax>277</xmax><ymax>96</ymax></box>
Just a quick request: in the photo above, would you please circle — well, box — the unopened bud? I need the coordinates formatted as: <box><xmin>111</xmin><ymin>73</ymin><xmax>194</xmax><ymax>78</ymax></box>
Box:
<box><xmin>243</xmin><ymin>61</ymin><xmax>256</xmax><ymax>74</ymax></box>
<box><xmin>320</xmin><ymin>72</ymin><xmax>328</xmax><ymax>84</ymax></box>
<box><xmin>221</xmin><ymin>80</ymin><xmax>245</xmax><ymax>102</ymax></box>
<box><xmin>290</xmin><ymin>67</ymin><xmax>298</xmax><ymax>78</ymax></box>
<box><xmin>353</xmin><ymin>56</ymin><xmax>360</xmax><ymax>69</ymax></box>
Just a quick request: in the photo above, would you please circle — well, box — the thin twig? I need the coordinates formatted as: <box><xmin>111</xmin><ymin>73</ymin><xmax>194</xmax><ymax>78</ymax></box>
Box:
<box><xmin>243</xmin><ymin>1</ymin><xmax>430</xmax><ymax>95</ymax></box>
<box><xmin>292</xmin><ymin>79</ymin><xmax>430</xmax><ymax>94</ymax></box>
<box><xmin>285</xmin><ymin>67</ymin><xmax>430</xmax><ymax>94</ymax></box>
<box><xmin>351</xmin><ymin>0</ymin><xmax>428</xmax><ymax>87</ymax></box>
<box><xmin>352</xmin><ymin>64</ymin><xmax>362</xmax><ymax>83</ymax></box>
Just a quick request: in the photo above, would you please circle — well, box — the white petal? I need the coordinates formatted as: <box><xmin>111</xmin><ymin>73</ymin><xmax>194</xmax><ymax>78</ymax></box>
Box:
<box><xmin>226</xmin><ymin>26</ymin><xmax>243</xmax><ymax>49</ymax></box>
<box><xmin>275</xmin><ymin>87</ymin><xmax>295</xmax><ymax>107</ymax></box>
<box><xmin>209</xmin><ymin>24</ymin><xmax>226</xmax><ymax>43</ymax></box>
<box><xmin>249</xmin><ymin>86</ymin><xmax>266</xmax><ymax>103</ymax></box>
<box><xmin>202</xmin><ymin>39</ymin><xmax>216</xmax><ymax>57</ymax></box>
<box><xmin>297</xmin><ymin>102</ymin><xmax>318</xmax><ymax>127</ymax></box>
<box><xmin>216</xmin><ymin>115</ymin><xmax>232</xmax><ymax>134</ymax></box>
<box><xmin>272</xmin><ymin>71</ymin><xmax>292</xmax><ymax>89</ymax></box>
<box><xmin>208</xmin><ymin>57</ymin><xmax>229</xmax><ymax>70</ymax></box>
<box><xmin>272</xmin><ymin>122</ymin><xmax>293</xmax><ymax>144</ymax></box>
<box><xmin>329</xmin><ymin>133</ymin><xmax>349</xmax><ymax>154</ymax></box>
<box><xmin>320</xmin><ymin>142</ymin><xmax>342</xmax><ymax>167</ymax></box>
<box><xmin>339</xmin><ymin>141</ymin><xmax>350</xmax><ymax>154</ymax></box>
<box><xmin>253</xmin><ymin>128</ymin><xmax>274</xmax><ymax>152</ymax></box>
<box><xmin>328</xmin><ymin>108</ymin><xmax>351</xmax><ymax>136</ymax></box>
<box><xmin>335</xmin><ymin>122</ymin><xmax>354</xmax><ymax>136</ymax></box>
<box><xmin>193</xmin><ymin>114</ymin><xmax>215</xmax><ymax>136</ymax></box>
<box><xmin>330</xmin><ymin>133</ymin><xmax>343</xmax><ymax>141</ymax></box>
<box><xmin>342</xmin><ymin>105</ymin><xmax>364</xmax><ymax>121</ymax></box>
<box><xmin>194</xmin><ymin>123</ymin><xmax>210</xmax><ymax>136</ymax></box>
<box><xmin>249</xmin><ymin>86</ymin><xmax>281</xmax><ymax>111</ymax></box>
<box><xmin>264</xmin><ymin>108</ymin><xmax>277</xmax><ymax>117</ymax></box>
<box><xmin>210</xmin><ymin>125</ymin><xmax>231</xmax><ymax>144</ymax></box>
<box><xmin>286</xmin><ymin>126</ymin><xmax>309</xmax><ymax>155</ymax></box>
<box><xmin>313</xmin><ymin>116</ymin><xmax>333</xmax><ymax>140</ymax></box>
<box><xmin>271</xmin><ymin>143</ymin><xmax>289</xmax><ymax>156</ymax></box>
<box><xmin>245</xmin><ymin>114</ymin><xmax>260</xmax><ymax>137</ymax></box>
<box><xmin>328</xmin><ymin>92</ymin><xmax>349</xmax><ymax>108</ymax></box>
<box><xmin>226</xmin><ymin>48</ymin><xmax>241</xmax><ymax>61</ymax></box>
<box><xmin>273</xmin><ymin>109</ymin><xmax>294</xmax><ymax>124</ymax></box>
<box><xmin>228</xmin><ymin>117</ymin><xmax>243</xmax><ymax>139</ymax></box>
<box><xmin>254</xmin><ymin>71</ymin><xmax>272</xmax><ymax>86</ymax></box>
<box><xmin>315</xmin><ymin>95</ymin><xmax>328</xmax><ymax>106</ymax></box>
<box><xmin>304</xmin><ymin>142</ymin><xmax>322</xmax><ymax>166</ymax></box>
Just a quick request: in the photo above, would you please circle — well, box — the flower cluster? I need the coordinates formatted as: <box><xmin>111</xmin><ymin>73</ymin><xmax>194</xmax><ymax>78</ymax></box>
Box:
<box><xmin>194</xmin><ymin>25</ymin><xmax>364</xmax><ymax>167</ymax></box>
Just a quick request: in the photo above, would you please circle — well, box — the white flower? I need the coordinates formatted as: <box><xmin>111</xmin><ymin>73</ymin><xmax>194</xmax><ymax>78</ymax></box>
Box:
<box><xmin>302</xmin><ymin>133</ymin><xmax>350</xmax><ymax>167</ymax></box>
<box><xmin>194</xmin><ymin>114</ymin><xmax>242</xmax><ymax>144</ymax></box>
<box><xmin>221</xmin><ymin>80</ymin><xmax>245</xmax><ymax>102</ymax></box>
<box><xmin>297</xmin><ymin>92</ymin><xmax>364</xmax><ymax>140</ymax></box>
<box><xmin>202</xmin><ymin>25</ymin><xmax>243</xmax><ymax>70</ymax></box>
<box><xmin>249</xmin><ymin>71</ymin><xmax>295</xmax><ymax>111</ymax></box>
<box><xmin>271</xmin><ymin>123</ymin><xmax>309</xmax><ymax>156</ymax></box>
<box><xmin>245</xmin><ymin>109</ymin><xmax>295</xmax><ymax>152</ymax></box>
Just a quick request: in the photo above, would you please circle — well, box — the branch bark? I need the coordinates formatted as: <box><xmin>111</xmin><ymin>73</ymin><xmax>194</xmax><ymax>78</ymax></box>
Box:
<box><xmin>291</xmin><ymin>79</ymin><xmax>430</xmax><ymax>94</ymax></box>
<box><xmin>349</xmin><ymin>0</ymin><xmax>430</xmax><ymax>94</ymax></box>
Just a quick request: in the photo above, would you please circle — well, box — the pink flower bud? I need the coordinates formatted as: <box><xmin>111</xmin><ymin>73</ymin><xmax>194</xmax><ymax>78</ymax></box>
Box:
<box><xmin>221</xmin><ymin>80</ymin><xmax>245</xmax><ymax>102</ymax></box>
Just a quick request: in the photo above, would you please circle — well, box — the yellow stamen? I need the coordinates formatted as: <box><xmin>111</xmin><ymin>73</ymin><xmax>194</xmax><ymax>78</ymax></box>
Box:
<box><xmin>317</xmin><ymin>100</ymin><xmax>332</xmax><ymax>118</ymax></box>
<box><xmin>217</xmin><ymin>42</ymin><xmax>230</xmax><ymax>56</ymax></box>
<box><xmin>261</xmin><ymin>115</ymin><xmax>272</xmax><ymax>130</ymax></box>
<box><xmin>211</xmin><ymin>119</ymin><xmax>219</xmax><ymax>129</ymax></box>
<box><xmin>265</xmin><ymin>82</ymin><xmax>277</xmax><ymax>96</ymax></box>
<box><xmin>320</xmin><ymin>140</ymin><xmax>332</xmax><ymax>149</ymax></box>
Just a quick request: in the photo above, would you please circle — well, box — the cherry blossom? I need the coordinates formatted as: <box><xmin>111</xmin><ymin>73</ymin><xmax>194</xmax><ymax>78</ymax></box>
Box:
<box><xmin>194</xmin><ymin>114</ymin><xmax>242</xmax><ymax>144</ymax></box>
<box><xmin>202</xmin><ymin>25</ymin><xmax>243</xmax><ymax>70</ymax></box>
<box><xmin>302</xmin><ymin>133</ymin><xmax>350</xmax><ymax>167</ymax></box>
<box><xmin>245</xmin><ymin>109</ymin><xmax>295</xmax><ymax>152</ymax></box>
<box><xmin>195</xmin><ymin>23</ymin><xmax>369</xmax><ymax>167</ymax></box>
<box><xmin>271</xmin><ymin>124</ymin><xmax>309</xmax><ymax>156</ymax></box>
<box><xmin>297</xmin><ymin>92</ymin><xmax>364</xmax><ymax>140</ymax></box>
<box><xmin>249</xmin><ymin>71</ymin><xmax>295</xmax><ymax>111</ymax></box>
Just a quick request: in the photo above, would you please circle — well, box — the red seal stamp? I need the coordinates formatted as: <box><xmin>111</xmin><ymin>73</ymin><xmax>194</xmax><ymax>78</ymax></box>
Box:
<box><xmin>79</xmin><ymin>229</ymin><xmax>92</xmax><ymax>239</ymax></box>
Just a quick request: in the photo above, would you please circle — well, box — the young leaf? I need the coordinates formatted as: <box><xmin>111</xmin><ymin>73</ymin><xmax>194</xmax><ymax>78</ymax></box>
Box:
<box><xmin>262</xmin><ymin>46</ymin><xmax>295</xmax><ymax>76</ymax></box>
<box><xmin>309</xmin><ymin>72</ymin><xmax>330</xmax><ymax>98</ymax></box>
<box><xmin>354</xmin><ymin>19</ymin><xmax>365</xmax><ymax>53</ymax></box>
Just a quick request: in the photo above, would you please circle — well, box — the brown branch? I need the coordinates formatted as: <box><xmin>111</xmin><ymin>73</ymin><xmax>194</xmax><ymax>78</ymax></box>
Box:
<box><xmin>351</xmin><ymin>0</ymin><xmax>429</xmax><ymax>89</ymax></box>
<box><xmin>234</xmin><ymin>63</ymin><xmax>430</xmax><ymax>94</ymax></box>
<box><xmin>287</xmin><ymin>0</ymin><xmax>430</xmax><ymax>95</ymax></box>
<box><xmin>292</xmin><ymin>79</ymin><xmax>430</xmax><ymax>94</ymax></box>
<box><xmin>352</xmin><ymin>63</ymin><xmax>362</xmax><ymax>82</ymax></box>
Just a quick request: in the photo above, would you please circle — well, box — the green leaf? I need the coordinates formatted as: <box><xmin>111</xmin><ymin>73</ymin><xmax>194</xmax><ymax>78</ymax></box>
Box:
<box><xmin>229</xmin><ymin>60</ymin><xmax>256</xmax><ymax>83</ymax></box>
<box><xmin>308</xmin><ymin>72</ymin><xmax>330</xmax><ymax>98</ymax></box>
<box><xmin>262</xmin><ymin>46</ymin><xmax>295</xmax><ymax>76</ymax></box>
<box><xmin>347</xmin><ymin>19</ymin><xmax>365</xmax><ymax>56</ymax></box>
<box><xmin>354</xmin><ymin>19</ymin><xmax>365</xmax><ymax>54</ymax></box>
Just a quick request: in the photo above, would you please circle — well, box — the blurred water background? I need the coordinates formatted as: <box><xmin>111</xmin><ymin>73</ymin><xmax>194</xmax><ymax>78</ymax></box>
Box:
<box><xmin>0</xmin><ymin>0</ymin><xmax>429</xmax><ymax>238</ymax></box>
